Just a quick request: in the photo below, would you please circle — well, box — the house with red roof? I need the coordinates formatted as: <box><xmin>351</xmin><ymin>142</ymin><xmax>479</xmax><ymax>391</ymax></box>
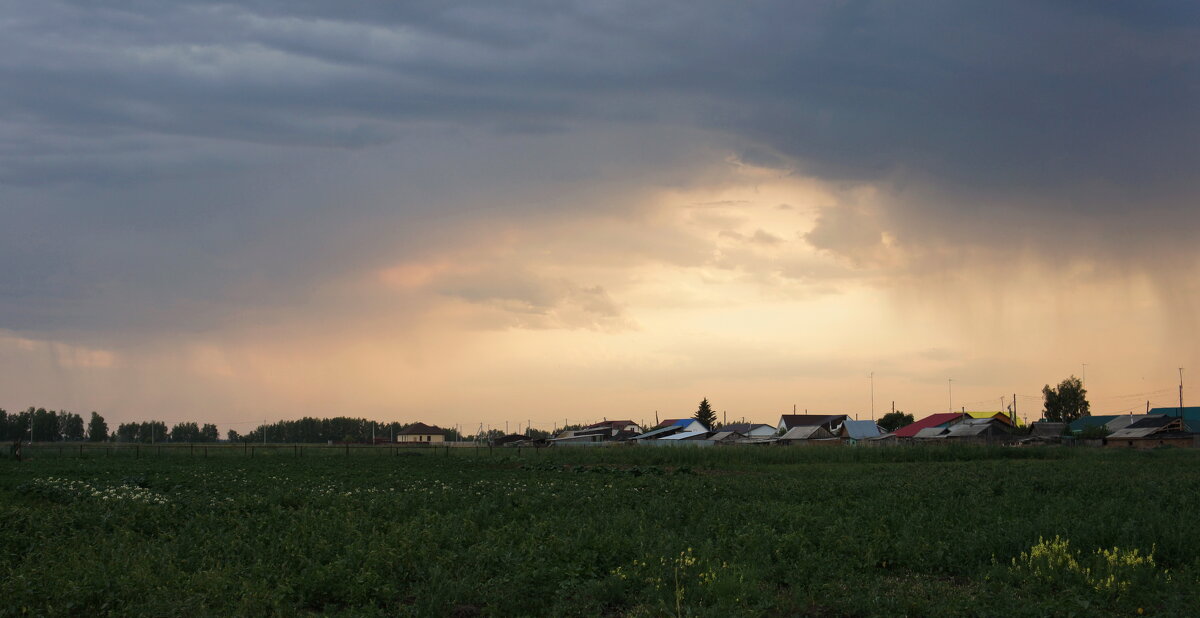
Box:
<box><xmin>892</xmin><ymin>413</ymin><xmax>965</xmax><ymax>438</ymax></box>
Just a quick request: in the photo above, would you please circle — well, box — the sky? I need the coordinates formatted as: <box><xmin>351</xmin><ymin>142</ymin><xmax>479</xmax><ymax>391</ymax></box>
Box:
<box><xmin>2</xmin><ymin>1</ymin><xmax>1199</xmax><ymax>434</ymax></box>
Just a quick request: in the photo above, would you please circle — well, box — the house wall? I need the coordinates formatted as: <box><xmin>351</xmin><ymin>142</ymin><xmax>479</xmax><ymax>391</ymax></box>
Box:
<box><xmin>1104</xmin><ymin>436</ymin><xmax>1199</xmax><ymax>449</ymax></box>
<box><xmin>397</xmin><ymin>434</ymin><xmax>445</xmax><ymax>443</ymax></box>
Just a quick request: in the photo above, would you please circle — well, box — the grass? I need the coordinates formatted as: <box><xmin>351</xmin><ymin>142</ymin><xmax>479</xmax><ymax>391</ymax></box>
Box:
<box><xmin>2</xmin><ymin>445</ymin><xmax>1198</xmax><ymax>616</ymax></box>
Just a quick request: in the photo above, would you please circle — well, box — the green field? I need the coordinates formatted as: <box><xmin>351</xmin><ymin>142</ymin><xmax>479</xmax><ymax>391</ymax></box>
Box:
<box><xmin>2</xmin><ymin>445</ymin><xmax>1198</xmax><ymax>616</ymax></box>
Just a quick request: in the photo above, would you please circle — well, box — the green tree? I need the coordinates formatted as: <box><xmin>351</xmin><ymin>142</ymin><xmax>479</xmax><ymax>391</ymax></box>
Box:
<box><xmin>115</xmin><ymin>422</ymin><xmax>139</xmax><ymax>442</ymax></box>
<box><xmin>60</xmin><ymin>412</ymin><xmax>85</xmax><ymax>441</ymax></box>
<box><xmin>877</xmin><ymin>410</ymin><xmax>915</xmax><ymax>433</ymax></box>
<box><xmin>31</xmin><ymin>408</ymin><xmax>59</xmax><ymax>442</ymax></box>
<box><xmin>693</xmin><ymin>398</ymin><xmax>718</xmax><ymax>430</ymax></box>
<box><xmin>200</xmin><ymin>423</ymin><xmax>219</xmax><ymax>442</ymax></box>
<box><xmin>227</xmin><ymin>429</ymin><xmax>242</xmax><ymax>442</ymax></box>
<box><xmin>87</xmin><ymin>412</ymin><xmax>108</xmax><ymax>442</ymax></box>
<box><xmin>1042</xmin><ymin>375</ymin><xmax>1090</xmax><ymax>423</ymax></box>
<box><xmin>170</xmin><ymin>422</ymin><xmax>201</xmax><ymax>442</ymax></box>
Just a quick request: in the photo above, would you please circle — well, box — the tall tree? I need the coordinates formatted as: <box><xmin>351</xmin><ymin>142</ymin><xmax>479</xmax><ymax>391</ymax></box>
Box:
<box><xmin>877</xmin><ymin>410</ymin><xmax>915</xmax><ymax>433</ymax></box>
<box><xmin>1042</xmin><ymin>375</ymin><xmax>1090</xmax><ymax>423</ymax></box>
<box><xmin>693</xmin><ymin>398</ymin><xmax>718</xmax><ymax>430</ymax></box>
<box><xmin>170</xmin><ymin>422</ymin><xmax>201</xmax><ymax>442</ymax></box>
<box><xmin>31</xmin><ymin>408</ymin><xmax>59</xmax><ymax>442</ymax></box>
<box><xmin>87</xmin><ymin>412</ymin><xmax>108</xmax><ymax>442</ymax></box>
<box><xmin>60</xmin><ymin>412</ymin><xmax>85</xmax><ymax>441</ymax></box>
<box><xmin>200</xmin><ymin>424</ymin><xmax>219</xmax><ymax>442</ymax></box>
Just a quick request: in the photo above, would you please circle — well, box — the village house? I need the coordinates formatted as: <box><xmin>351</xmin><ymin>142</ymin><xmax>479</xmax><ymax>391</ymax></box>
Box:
<box><xmin>1148</xmin><ymin>406</ymin><xmax>1200</xmax><ymax>432</ymax></box>
<box><xmin>721</xmin><ymin>422</ymin><xmax>777</xmax><ymax>439</ymax></box>
<box><xmin>939</xmin><ymin>418</ymin><xmax>1017</xmax><ymax>444</ymax></box>
<box><xmin>396</xmin><ymin>422</ymin><xmax>447</xmax><ymax>444</ymax></box>
<box><xmin>776</xmin><ymin>414</ymin><xmax>848</xmax><ymax>434</ymax></box>
<box><xmin>838</xmin><ymin>420</ymin><xmax>883</xmax><ymax>443</ymax></box>
<box><xmin>892</xmin><ymin>413</ymin><xmax>965</xmax><ymax>438</ymax></box>
<box><xmin>1106</xmin><ymin>416</ymin><xmax>1199</xmax><ymax>449</ymax></box>
<box><xmin>776</xmin><ymin>425</ymin><xmax>838</xmax><ymax>445</ymax></box>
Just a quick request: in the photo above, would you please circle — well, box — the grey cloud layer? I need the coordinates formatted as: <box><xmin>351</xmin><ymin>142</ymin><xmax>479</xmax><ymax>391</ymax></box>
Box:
<box><xmin>2</xmin><ymin>0</ymin><xmax>1197</xmax><ymax>335</ymax></box>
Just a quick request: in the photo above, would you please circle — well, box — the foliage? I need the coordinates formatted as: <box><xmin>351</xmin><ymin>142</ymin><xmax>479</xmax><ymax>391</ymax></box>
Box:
<box><xmin>87</xmin><ymin>412</ymin><xmax>108</xmax><ymax>442</ymax></box>
<box><xmin>1078</xmin><ymin>424</ymin><xmax>1112</xmax><ymax>439</ymax></box>
<box><xmin>2</xmin><ymin>447</ymin><xmax>1199</xmax><ymax>615</ymax></box>
<box><xmin>243</xmin><ymin>416</ymin><xmax>463</xmax><ymax>444</ymax></box>
<box><xmin>877</xmin><ymin>410</ymin><xmax>915</xmax><ymax>433</ymax></box>
<box><xmin>1043</xmin><ymin>375</ymin><xmax>1091</xmax><ymax>422</ymax></box>
<box><xmin>693</xmin><ymin>398</ymin><xmax>718</xmax><ymax>430</ymax></box>
<box><xmin>114</xmin><ymin>421</ymin><xmax>169</xmax><ymax>443</ymax></box>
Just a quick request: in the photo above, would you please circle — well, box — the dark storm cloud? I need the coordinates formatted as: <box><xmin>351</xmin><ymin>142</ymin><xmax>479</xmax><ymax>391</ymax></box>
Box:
<box><xmin>2</xmin><ymin>0</ymin><xmax>1197</xmax><ymax>335</ymax></box>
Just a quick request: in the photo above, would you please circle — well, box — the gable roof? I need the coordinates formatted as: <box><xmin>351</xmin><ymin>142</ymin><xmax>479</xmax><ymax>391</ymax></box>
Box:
<box><xmin>893</xmin><ymin>413</ymin><xmax>964</xmax><ymax>437</ymax></box>
<box><xmin>943</xmin><ymin>419</ymin><xmax>1013</xmax><ymax>438</ymax></box>
<box><xmin>777</xmin><ymin>414</ymin><xmax>847</xmax><ymax>430</ymax></box>
<box><xmin>634</xmin><ymin>426</ymin><xmax>684</xmax><ymax>440</ymax></box>
<box><xmin>583</xmin><ymin>420</ymin><xmax>639</xmax><ymax>430</ymax></box>
<box><xmin>660</xmin><ymin>430</ymin><xmax>710</xmax><ymax>440</ymax></box>
<box><xmin>397</xmin><ymin>422</ymin><xmax>447</xmax><ymax>436</ymax></box>
<box><xmin>708</xmin><ymin>431</ymin><xmax>744</xmax><ymax>442</ymax></box>
<box><xmin>1108</xmin><ymin>415</ymin><xmax>1187</xmax><ymax>439</ymax></box>
<box><xmin>840</xmin><ymin>420</ymin><xmax>882</xmax><ymax>439</ymax></box>
<box><xmin>779</xmin><ymin>425</ymin><xmax>835</xmax><ymax>440</ymax></box>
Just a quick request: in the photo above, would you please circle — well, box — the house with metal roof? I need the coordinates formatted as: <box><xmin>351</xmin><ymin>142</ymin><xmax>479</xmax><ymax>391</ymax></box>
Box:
<box><xmin>582</xmin><ymin>420</ymin><xmax>643</xmax><ymax>438</ymax></box>
<box><xmin>1148</xmin><ymin>406</ymin><xmax>1200</xmax><ymax>432</ymax></box>
<box><xmin>776</xmin><ymin>414</ymin><xmax>848</xmax><ymax>433</ymax></box>
<box><xmin>652</xmin><ymin>418</ymin><xmax>708</xmax><ymax>433</ymax></box>
<box><xmin>1106</xmin><ymin>415</ymin><xmax>1198</xmax><ymax>448</ymax></box>
<box><xmin>912</xmin><ymin>426</ymin><xmax>950</xmax><ymax>439</ymax></box>
<box><xmin>893</xmin><ymin>413</ymin><xmax>965</xmax><ymax>438</ymax></box>
<box><xmin>721</xmin><ymin>423</ymin><xmax>776</xmax><ymax>438</ymax></box>
<box><xmin>941</xmin><ymin>418</ymin><xmax>1017</xmax><ymax>443</ymax></box>
<box><xmin>964</xmin><ymin>411</ymin><xmax>1024</xmax><ymax>427</ymax></box>
<box><xmin>838</xmin><ymin>420</ymin><xmax>883</xmax><ymax>442</ymax></box>
<box><xmin>776</xmin><ymin>425</ymin><xmax>837</xmax><ymax>444</ymax></box>
<box><xmin>708</xmin><ymin>430</ymin><xmax>746</xmax><ymax>444</ymax></box>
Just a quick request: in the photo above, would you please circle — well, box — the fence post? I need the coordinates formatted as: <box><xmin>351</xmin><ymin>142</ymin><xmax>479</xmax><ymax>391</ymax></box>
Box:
<box><xmin>346</xmin><ymin>444</ymin><xmax>350</xmax><ymax>457</ymax></box>
<box><xmin>79</xmin><ymin>444</ymin><xmax>83</xmax><ymax>458</ymax></box>
<box><xmin>136</xmin><ymin>445</ymin><xmax>140</xmax><ymax>459</ymax></box>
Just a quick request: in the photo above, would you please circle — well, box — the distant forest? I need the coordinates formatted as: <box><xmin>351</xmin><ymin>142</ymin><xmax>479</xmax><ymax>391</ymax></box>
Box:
<box><xmin>0</xmin><ymin>407</ymin><xmax>553</xmax><ymax>443</ymax></box>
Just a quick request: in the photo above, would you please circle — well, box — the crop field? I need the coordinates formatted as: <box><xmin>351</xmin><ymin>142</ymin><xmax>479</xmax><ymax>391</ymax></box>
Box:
<box><xmin>2</xmin><ymin>445</ymin><xmax>1199</xmax><ymax>616</ymax></box>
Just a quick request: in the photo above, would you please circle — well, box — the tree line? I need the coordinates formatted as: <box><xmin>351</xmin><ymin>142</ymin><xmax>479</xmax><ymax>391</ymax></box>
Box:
<box><xmin>1</xmin><ymin>377</ymin><xmax>1092</xmax><ymax>445</ymax></box>
<box><xmin>0</xmin><ymin>408</ymin><xmax>224</xmax><ymax>443</ymax></box>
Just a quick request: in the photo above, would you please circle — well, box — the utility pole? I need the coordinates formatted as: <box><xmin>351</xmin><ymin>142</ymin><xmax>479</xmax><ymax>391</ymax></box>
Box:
<box><xmin>263</xmin><ymin>420</ymin><xmax>267</xmax><ymax>445</ymax></box>
<box><xmin>870</xmin><ymin>372</ymin><xmax>875</xmax><ymax>421</ymax></box>
<box><xmin>1179</xmin><ymin>367</ymin><xmax>1185</xmax><ymax>419</ymax></box>
<box><xmin>1082</xmin><ymin>363</ymin><xmax>1087</xmax><ymax>385</ymax></box>
<box><xmin>1013</xmin><ymin>393</ymin><xmax>1017</xmax><ymax>424</ymax></box>
<box><xmin>948</xmin><ymin>379</ymin><xmax>953</xmax><ymax>413</ymax></box>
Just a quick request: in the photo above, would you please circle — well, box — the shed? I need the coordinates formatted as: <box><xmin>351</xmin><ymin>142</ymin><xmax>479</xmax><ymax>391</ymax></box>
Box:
<box><xmin>1029</xmin><ymin>422</ymin><xmax>1067</xmax><ymax>437</ymax></box>
<box><xmin>708</xmin><ymin>430</ymin><xmax>746</xmax><ymax>443</ymax></box>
